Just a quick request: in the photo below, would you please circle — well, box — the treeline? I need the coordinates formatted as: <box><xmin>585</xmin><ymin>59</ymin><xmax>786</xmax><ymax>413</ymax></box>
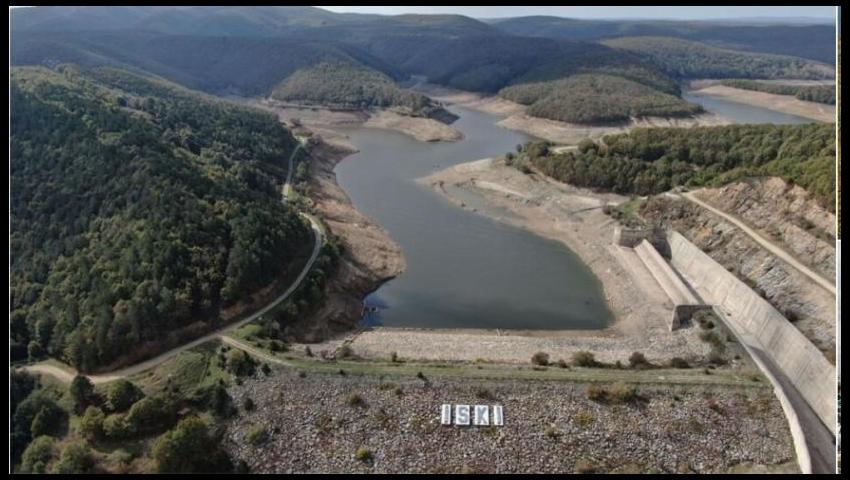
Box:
<box><xmin>719</xmin><ymin>79</ymin><xmax>836</xmax><ymax>105</ymax></box>
<box><xmin>500</xmin><ymin>74</ymin><xmax>702</xmax><ymax>124</ymax></box>
<box><xmin>10</xmin><ymin>66</ymin><xmax>312</xmax><ymax>372</ymax></box>
<box><xmin>271</xmin><ymin>61</ymin><xmax>450</xmax><ymax>119</ymax></box>
<box><xmin>513</xmin><ymin>123</ymin><xmax>835</xmax><ymax>210</ymax></box>
<box><xmin>603</xmin><ymin>36</ymin><xmax>833</xmax><ymax>80</ymax></box>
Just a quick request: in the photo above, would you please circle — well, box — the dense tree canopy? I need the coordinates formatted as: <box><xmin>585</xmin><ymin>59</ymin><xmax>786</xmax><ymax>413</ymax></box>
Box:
<box><xmin>517</xmin><ymin>123</ymin><xmax>835</xmax><ymax>210</ymax></box>
<box><xmin>10</xmin><ymin>65</ymin><xmax>311</xmax><ymax>372</ymax></box>
<box><xmin>603</xmin><ymin>37</ymin><xmax>833</xmax><ymax>80</ymax></box>
<box><xmin>500</xmin><ymin>74</ymin><xmax>702</xmax><ymax>124</ymax></box>
<box><xmin>271</xmin><ymin>61</ymin><xmax>451</xmax><ymax>119</ymax></box>
<box><xmin>719</xmin><ymin>79</ymin><xmax>836</xmax><ymax>105</ymax></box>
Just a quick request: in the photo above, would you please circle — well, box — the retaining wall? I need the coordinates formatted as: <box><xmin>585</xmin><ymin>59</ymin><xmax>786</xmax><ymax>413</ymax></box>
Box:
<box><xmin>668</xmin><ymin>231</ymin><xmax>836</xmax><ymax>434</ymax></box>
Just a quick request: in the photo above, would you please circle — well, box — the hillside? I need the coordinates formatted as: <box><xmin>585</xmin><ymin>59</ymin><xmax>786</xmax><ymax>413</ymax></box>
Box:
<box><xmin>499</xmin><ymin>74</ymin><xmax>702</xmax><ymax>124</ymax></box>
<box><xmin>602</xmin><ymin>36</ymin><xmax>834</xmax><ymax>80</ymax></box>
<box><xmin>490</xmin><ymin>16</ymin><xmax>836</xmax><ymax>64</ymax></box>
<box><xmin>10</xmin><ymin>66</ymin><xmax>312</xmax><ymax>372</ymax></box>
<box><xmin>514</xmin><ymin>123</ymin><xmax>835</xmax><ymax>209</ymax></box>
<box><xmin>270</xmin><ymin>62</ymin><xmax>454</xmax><ymax>119</ymax></box>
<box><xmin>718</xmin><ymin>79</ymin><xmax>836</xmax><ymax>104</ymax></box>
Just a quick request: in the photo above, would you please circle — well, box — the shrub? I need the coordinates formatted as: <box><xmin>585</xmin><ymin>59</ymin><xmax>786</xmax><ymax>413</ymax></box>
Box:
<box><xmin>390</xmin><ymin>351</ymin><xmax>399</xmax><ymax>363</ymax></box>
<box><xmin>531</xmin><ymin>351</ymin><xmax>550</xmax><ymax>366</ymax></box>
<box><xmin>20</xmin><ymin>436</ymin><xmax>56</xmax><ymax>473</ymax></box>
<box><xmin>475</xmin><ymin>388</ymin><xmax>495</xmax><ymax>401</ymax></box>
<box><xmin>125</xmin><ymin>394</ymin><xmax>177</xmax><ymax>434</ymax></box>
<box><xmin>103</xmin><ymin>414</ymin><xmax>133</xmax><ymax>439</ymax></box>
<box><xmin>355</xmin><ymin>446</ymin><xmax>372</xmax><ymax>462</ymax></box>
<box><xmin>51</xmin><ymin>442</ymin><xmax>94</xmax><ymax>474</ymax></box>
<box><xmin>628</xmin><ymin>352</ymin><xmax>651</xmax><ymax>369</ymax></box>
<box><xmin>586</xmin><ymin>384</ymin><xmax>607</xmax><ymax>401</ymax></box>
<box><xmin>556</xmin><ymin>359</ymin><xmax>569</xmax><ymax>369</ymax></box>
<box><xmin>572</xmin><ymin>351</ymin><xmax>597</xmax><ymax>367</ymax></box>
<box><xmin>246</xmin><ymin>424</ymin><xmax>268</xmax><ymax>445</ymax></box>
<box><xmin>669</xmin><ymin>357</ymin><xmax>690</xmax><ymax>369</ymax></box>
<box><xmin>243</xmin><ymin>397</ymin><xmax>255</xmax><ymax>411</ymax></box>
<box><xmin>106</xmin><ymin>380</ymin><xmax>144</xmax><ymax>413</ymax></box>
<box><xmin>347</xmin><ymin>393</ymin><xmax>364</xmax><ymax>407</ymax></box>
<box><xmin>261</xmin><ymin>363</ymin><xmax>271</xmax><ymax>376</ymax></box>
<box><xmin>609</xmin><ymin>382</ymin><xmax>637</xmax><ymax>403</ymax></box>
<box><xmin>574</xmin><ymin>410</ymin><xmax>596</xmax><ymax>428</ymax></box>
<box><xmin>226</xmin><ymin>349</ymin><xmax>255</xmax><ymax>377</ymax></box>
<box><xmin>304</xmin><ymin>346</ymin><xmax>313</xmax><ymax>357</ymax></box>
<box><xmin>544</xmin><ymin>425</ymin><xmax>559</xmax><ymax>438</ymax></box>
<box><xmin>706</xmin><ymin>349</ymin><xmax>726</xmax><ymax>365</ymax></box>
<box><xmin>31</xmin><ymin>405</ymin><xmax>64</xmax><ymax>438</ymax></box>
<box><xmin>575</xmin><ymin>458</ymin><xmax>600</xmax><ymax>474</ymax></box>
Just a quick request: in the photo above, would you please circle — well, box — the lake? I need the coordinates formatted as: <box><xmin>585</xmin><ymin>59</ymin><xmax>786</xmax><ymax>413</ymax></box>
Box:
<box><xmin>335</xmin><ymin>106</ymin><xmax>614</xmax><ymax>330</ymax></box>
<box><xmin>683</xmin><ymin>91</ymin><xmax>816</xmax><ymax>124</ymax></box>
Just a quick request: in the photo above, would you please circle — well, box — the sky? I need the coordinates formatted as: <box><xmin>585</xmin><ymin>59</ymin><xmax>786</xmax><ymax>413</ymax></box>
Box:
<box><xmin>318</xmin><ymin>6</ymin><xmax>836</xmax><ymax>21</ymax></box>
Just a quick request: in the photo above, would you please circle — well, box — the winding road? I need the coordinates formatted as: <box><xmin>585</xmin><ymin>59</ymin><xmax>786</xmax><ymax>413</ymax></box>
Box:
<box><xmin>682</xmin><ymin>190</ymin><xmax>835</xmax><ymax>295</ymax></box>
<box><xmin>20</xmin><ymin>143</ymin><xmax>322</xmax><ymax>384</ymax></box>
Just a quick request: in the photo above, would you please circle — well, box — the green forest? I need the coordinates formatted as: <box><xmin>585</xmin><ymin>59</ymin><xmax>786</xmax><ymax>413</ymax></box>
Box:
<box><xmin>514</xmin><ymin>123</ymin><xmax>835</xmax><ymax>210</ymax></box>
<box><xmin>499</xmin><ymin>74</ymin><xmax>703</xmax><ymax>124</ymax></box>
<box><xmin>719</xmin><ymin>79</ymin><xmax>836</xmax><ymax>105</ymax></box>
<box><xmin>271</xmin><ymin>61</ymin><xmax>448</xmax><ymax>118</ymax></box>
<box><xmin>603</xmin><ymin>37</ymin><xmax>833</xmax><ymax>80</ymax></box>
<box><xmin>10</xmin><ymin>66</ymin><xmax>312</xmax><ymax>372</ymax></box>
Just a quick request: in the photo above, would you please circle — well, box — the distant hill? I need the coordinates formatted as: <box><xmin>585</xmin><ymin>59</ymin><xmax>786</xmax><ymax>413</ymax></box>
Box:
<box><xmin>10</xmin><ymin>65</ymin><xmax>311</xmax><ymax>371</ymax></box>
<box><xmin>10</xmin><ymin>6</ymin><xmax>836</xmax><ymax>126</ymax></box>
<box><xmin>602</xmin><ymin>36</ymin><xmax>834</xmax><ymax>80</ymax></box>
<box><xmin>718</xmin><ymin>79</ymin><xmax>835</xmax><ymax>104</ymax></box>
<box><xmin>490</xmin><ymin>16</ymin><xmax>836</xmax><ymax>64</ymax></box>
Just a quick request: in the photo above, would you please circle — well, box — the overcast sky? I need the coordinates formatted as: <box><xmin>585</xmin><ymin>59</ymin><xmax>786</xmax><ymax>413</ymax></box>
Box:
<box><xmin>319</xmin><ymin>6</ymin><xmax>836</xmax><ymax>21</ymax></box>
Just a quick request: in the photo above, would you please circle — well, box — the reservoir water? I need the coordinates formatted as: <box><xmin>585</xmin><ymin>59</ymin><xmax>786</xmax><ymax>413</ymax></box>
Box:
<box><xmin>683</xmin><ymin>91</ymin><xmax>816</xmax><ymax>125</ymax></box>
<box><xmin>335</xmin><ymin>106</ymin><xmax>614</xmax><ymax>330</ymax></box>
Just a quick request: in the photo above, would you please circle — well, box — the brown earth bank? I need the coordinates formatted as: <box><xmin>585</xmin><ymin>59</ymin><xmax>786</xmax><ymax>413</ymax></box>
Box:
<box><xmin>639</xmin><ymin>194</ymin><xmax>835</xmax><ymax>359</ymax></box>
<box><xmin>283</xmin><ymin>139</ymin><xmax>404</xmax><ymax>342</ymax></box>
<box><xmin>223</xmin><ymin>368</ymin><xmax>796</xmax><ymax>474</ymax></box>
<box><xmin>242</xmin><ymin>97</ymin><xmax>462</xmax><ymax>142</ymax></box>
<box><xmin>686</xmin><ymin>82</ymin><xmax>836</xmax><ymax>123</ymax></box>
<box><xmin>414</xmin><ymin>82</ymin><xmax>729</xmax><ymax>145</ymax></box>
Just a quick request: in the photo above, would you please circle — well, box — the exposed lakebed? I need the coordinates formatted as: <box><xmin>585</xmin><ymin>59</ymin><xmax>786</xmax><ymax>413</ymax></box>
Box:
<box><xmin>335</xmin><ymin>106</ymin><xmax>614</xmax><ymax>330</ymax></box>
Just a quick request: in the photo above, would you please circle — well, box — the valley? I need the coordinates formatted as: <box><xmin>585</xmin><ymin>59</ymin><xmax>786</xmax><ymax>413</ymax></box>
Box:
<box><xmin>8</xmin><ymin>5</ymin><xmax>839</xmax><ymax>475</ymax></box>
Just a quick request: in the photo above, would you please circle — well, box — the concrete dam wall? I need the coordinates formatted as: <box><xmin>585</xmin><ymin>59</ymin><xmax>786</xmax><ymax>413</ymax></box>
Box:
<box><xmin>667</xmin><ymin>231</ymin><xmax>836</xmax><ymax>435</ymax></box>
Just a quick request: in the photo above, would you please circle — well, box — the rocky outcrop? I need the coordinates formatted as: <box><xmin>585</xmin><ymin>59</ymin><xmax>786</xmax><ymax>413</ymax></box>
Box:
<box><xmin>639</xmin><ymin>195</ymin><xmax>835</xmax><ymax>358</ymax></box>
<box><xmin>693</xmin><ymin>177</ymin><xmax>835</xmax><ymax>280</ymax></box>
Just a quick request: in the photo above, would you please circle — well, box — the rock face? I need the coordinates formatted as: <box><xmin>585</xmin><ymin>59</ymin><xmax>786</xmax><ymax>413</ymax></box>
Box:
<box><xmin>285</xmin><ymin>140</ymin><xmax>405</xmax><ymax>342</ymax></box>
<box><xmin>694</xmin><ymin>177</ymin><xmax>835</xmax><ymax>280</ymax></box>
<box><xmin>640</xmin><ymin>193</ymin><xmax>835</xmax><ymax>358</ymax></box>
<box><xmin>223</xmin><ymin>369</ymin><xmax>796</xmax><ymax>474</ymax></box>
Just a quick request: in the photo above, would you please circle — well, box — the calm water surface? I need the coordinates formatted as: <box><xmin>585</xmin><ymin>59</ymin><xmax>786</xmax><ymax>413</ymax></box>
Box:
<box><xmin>335</xmin><ymin>106</ymin><xmax>614</xmax><ymax>330</ymax></box>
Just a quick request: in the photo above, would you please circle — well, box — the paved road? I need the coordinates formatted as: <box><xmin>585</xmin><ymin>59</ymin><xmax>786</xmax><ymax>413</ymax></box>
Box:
<box><xmin>20</xmin><ymin>144</ymin><xmax>322</xmax><ymax>384</ymax></box>
<box><xmin>682</xmin><ymin>190</ymin><xmax>835</xmax><ymax>295</ymax></box>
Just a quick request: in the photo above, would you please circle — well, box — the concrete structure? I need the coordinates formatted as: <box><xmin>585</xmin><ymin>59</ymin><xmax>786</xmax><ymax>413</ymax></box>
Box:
<box><xmin>613</xmin><ymin>226</ymin><xmax>669</xmax><ymax>256</ymax></box>
<box><xmin>632</xmin><ymin>239</ymin><xmax>702</xmax><ymax>330</ymax></box>
<box><xmin>667</xmin><ymin>230</ymin><xmax>836</xmax><ymax>473</ymax></box>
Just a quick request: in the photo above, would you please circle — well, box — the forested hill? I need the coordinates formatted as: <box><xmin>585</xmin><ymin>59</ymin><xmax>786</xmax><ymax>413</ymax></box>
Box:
<box><xmin>513</xmin><ymin>123</ymin><xmax>835</xmax><ymax>210</ymax></box>
<box><xmin>271</xmin><ymin>62</ymin><xmax>453</xmax><ymax>119</ymax></box>
<box><xmin>10</xmin><ymin>66</ymin><xmax>311</xmax><ymax>372</ymax></box>
<box><xmin>718</xmin><ymin>79</ymin><xmax>836</xmax><ymax>104</ymax></box>
<box><xmin>602</xmin><ymin>37</ymin><xmax>834</xmax><ymax>80</ymax></box>
<box><xmin>489</xmin><ymin>16</ymin><xmax>836</xmax><ymax>65</ymax></box>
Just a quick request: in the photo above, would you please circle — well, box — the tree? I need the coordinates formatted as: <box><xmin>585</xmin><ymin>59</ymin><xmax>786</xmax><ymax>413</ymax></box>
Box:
<box><xmin>78</xmin><ymin>406</ymin><xmax>106</xmax><ymax>440</ymax></box>
<box><xmin>51</xmin><ymin>442</ymin><xmax>94</xmax><ymax>474</ymax></box>
<box><xmin>69</xmin><ymin>375</ymin><xmax>96</xmax><ymax>413</ymax></box>
<box><xmin>106</xmin><ymin>380</ymin><xmax>144</xmax><ymax>412</ymax></box>
<box><xmin>20</xmin><ymin>436</ymin><xmax>56</xmax><ymax>473</ymax></box>
<box><xmin>31</xmin><ymin>406</ymin><xmax>63</xmax><ymax>438</ymax></box>
<box><xmin>151</xmin><ymin>416</ymin><xmax>230</xmax><ymax>473</ymax></box>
